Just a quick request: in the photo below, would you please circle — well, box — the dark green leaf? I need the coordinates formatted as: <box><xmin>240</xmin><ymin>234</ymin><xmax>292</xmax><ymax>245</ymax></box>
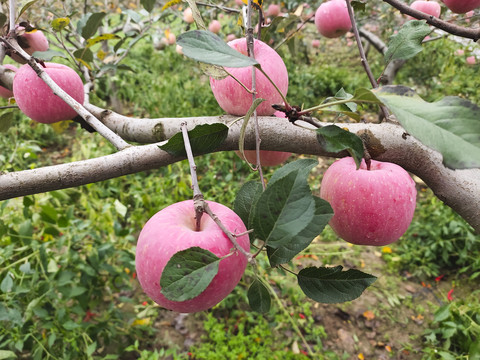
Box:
<box><xmin>267</xmin><ymin>196</ymin><xmax>333</xmax><ymax>267</ymax></box>
<box><xmin>177</xmin><ymin>30</ymin><xmax>259</xmax><ymax>68</ymax></box>
<box><xmin>31</xmin><ymin>50</ymin><xmax>66</xmax><ymax>61</ymax></box>
<box><xmin>268</xmin><ymin>158</ymin><xmax>318</xmax><ymax>186</ymax></box>
<box><xmin>160</xmin><ymin>247</ymin><xmax>220</xmax><ymax>302</ymax></box>
<box><xmin>159</xmin><ymin>123</ymin><xmax>228</xmax><ymax>157</ymax></box>
<box><xmin>141</xmin><ymin>0</ymin><xmax>156</xmax><ymax>12</ymax></box>
<box><xmin>81</xmin><ymin>12</ymin><xmax>107</xmax><ymax>40</ymax></box>
<box><xmin>0</xmin><ymin>13</ymin><xmax>7</xmax><ymax>29</ymax></box>
<box><xmin>251</xmin><ymin>170</ymin><xmax>315</xmax><ymax>248</ymax></box>
<box><xmin>351</xmin><ymin>87</ymin><xmax>383</xmax><ymax>104</ymax></box>
<box><xmin>385</xmin><ymin>20</ymin><xmax>431</xmax><ymax>62</ymax></box>
<box><xmin>73</xmin><ymin>48</ymin><xmax>94</xmax><ymax>63</ymax></box>
<box><xmin>316</xmin><ymin>125</ymin><xmax>364</xmax><ymax>168</ymax></box>
<box><xmin>247</xmin><ymin>279</ymin><xmax>271</xmax><ymax>313</ymax></box>
<box><xmin>234</xmin><ymin>180</ymin><xmax>263</xmax><ymax>229</ymax></box>
<box><xmin>0</xmin><ymin>112</ymin><xmax>14</xmax><ymax>132</ymax></box>
<box><xmin>351</xmin><ymin>0</ymin><xmax>366</xmax><ymax>12</ymax></box>
<box><xmin>298</xmin><ymin>266</ymin><xmax>377</xmax><ymax>303</ymax></box>
<box><xmin>374</xmin><ymin>85</ymin><xmax>480</xmax><ymax>169</ymax></box>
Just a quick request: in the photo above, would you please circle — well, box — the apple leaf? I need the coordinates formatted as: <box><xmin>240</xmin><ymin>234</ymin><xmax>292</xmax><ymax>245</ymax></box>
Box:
<box><xmin>251</xmin><ymin>159</ymin><xmax>323</xmax><ymax>249</ymax></box>
<box><xmin>177</xmin><ymin>30</ymin><xmax>259</xmax><ymax>68</ymax></box>
<box><xmin>141</xmin><ymin>0</ymin><xmax>156</xmax><ymax>12</ymax></box>
<box><xmin>0</xmin><ymin>13</ymin><xmax>6</xmax><ymax>29</ymax></box>
<box><xmin>374</xmin><ymin>85</ymin><xmax>480</xmax><ymax>169</ymax></box>
<box><xmin>267</xmin><ymin>196</ymin><xmax>333</xmax><ymax>267</ymax></box>
<box><xmin>160</xmin><ymin>247</ymin><xmax>220</xmax><ymax>302</ymax></box>
<box><xmin>234</xmin><ymin>180</ymin><xmax>263</xmax><ymax>232</ymax></box>
<box><xmin>31</xmin><ymin>50</ymin><xmax>66</xmax><ymax>61</ymax></box>
<box><xmin>316</xmin><ymin>125</ymin><xmax>364</xmax><ymax>168</ymax></box>
<box><xmin>81</xmin><ymin>12</ymin><xmax>107</xmax><ymax>40</ymax></box>
<box><xmin>0</xmin><ymin>112</ymin><xmax>14</xmax><ymax>133</ymax></box>
<box><xmin>297</xmin><ymin>266</ymin><xmax>377</xmax><ymax>304</ymax></box>
<box><xmin>385</xmin><ymin>20</ymin><xmax>431</xmax><ymax>63</ymax></box>
<box><xmin>247</xmin><ymin>279</ymin><xmax>271</xmax><ymax>313</ymax></box>
<box><xmin>159</xmin><ymin>123</ymin><xmax>228</xmax><ymax>157</ymax></box>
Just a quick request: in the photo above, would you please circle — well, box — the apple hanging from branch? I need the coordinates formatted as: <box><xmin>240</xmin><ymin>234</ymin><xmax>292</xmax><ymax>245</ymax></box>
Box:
<box><xmin>314</xmin><ymin>0</ymin><xmax>352</xmax><ymax>39</ymax></box>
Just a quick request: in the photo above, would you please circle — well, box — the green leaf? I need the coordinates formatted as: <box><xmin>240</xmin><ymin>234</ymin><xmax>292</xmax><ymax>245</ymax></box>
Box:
<box><xmin>433</xmin><ymin>304</ymin><xmax>451</xmax><ymax>322</ymax></box>
<box><xmin>0</xmin><ymin>13</ymin><xmax>7</xmax><ymax>29</ymax></box>
<box><xmin>51</xmin><ymin>17</ymin><xmax>70</xmax><ymax>31</ymax></box>
<box><xmin>81</xmin><ymin>12</ymin><xmax>107</xmax><ymax>40</ymax></box>
<box><xmin>247</xmin><ymin>279</ymin><xmax>271</xmax><ymax>313</ymax></box>
<box><xmin>141</xmin><ymin>0</ymin><xmax>156</xmax><ymax>12</ymax></box>
<box><xmin>62</xmin><ymin>320</ymin><xmax>81</xmax><ymax>330</ymax></box>
<box><xmin>159</xmin><ymin>123</ymin><xmax>228</xmax><ymax>157</ymax></box>
<box><xmin>0</xmin><ymin>350</ymin><xmax>17</xmax><ymax>359</ymax></box>
<box><xmin>267</xmin><ymin>196</ymin><xmax>333</xmax><ymax>267</ymax></box>
<box><xmin>177</xmin><ymin>30</ymin><xmax>259</xmax><ymax>68</ymax></box>
<box><xmin>86</xmin><ymin>33</ymin><xmax>120</xmax><ymax>48</ymax></box>
<box><xmin>251</xmin><ymin>169</ymin><xmax>315</xmax><ymax>248</ymax></box>
<box><xmin>297</xmin><ymin>266</ymin><xmax>377</xmax><ymax>303</ymax></box>
<box><xmin>374</xmin><ymin>85</ymin><xmax>480</xmax><ymax>169</ymax></box>
<box><xmin>234</xmin><ymin>180</ymin><xmax>263</xmax><ymax>229</ymax></box>
<box><xmin>114</xmin><ymin>199</ymin><xmax>127</xmax><ymax>217</ymax></box>
<box><xmin>0</xmin><ymin>274</ymin><xmax>13</xmax><ymax>293</ymax></box>
<box><xmin>0</xmin><ymin>112</ymin><xmax>14</xmax><ymax>132</ymax></box>
<box><xmin>86</xmin><ymin>342</ymin><xmax>97</xmax><ymax>357</ymax></box>
<box><xmin>385</xmin><ymin>20</ymin><xmax>431</xmax><ymax>62</ymax></box>
<box><xmin>351</xmin><ymin>87</ymin><xmax>383</xmax><ymax>104</ymax></box>
<box><xmin>351</xmin><ymin>0</ymin><xmax>366</xmax><ymax>12</ymax></box>
<box><xmin>31</xmin><ymin>50</ymin><xmax>66</xmax><ymax>61</ymax></box>
<box><xmin>160</xmin><ymin>247</ymin><xmax>220</xmax><ymax>302</ymax></box>
<box><xmin>268</xmin><ymin>158</ymin><xmax>318</xmax><ymax>186</ymax></box>
<box><xmin>17</xmin><ymin>0</ymin><xmax>39</xmax><ymax>20</ymax></box>
<box><xmin>73</xmin><ymin>48</ymin><xmax>94</xmax><ymax>63</ymax></box>
<box><xmin>316</xmin><ymin>125</ymin><xmax>364</xmax><ymax>168</ymax></box>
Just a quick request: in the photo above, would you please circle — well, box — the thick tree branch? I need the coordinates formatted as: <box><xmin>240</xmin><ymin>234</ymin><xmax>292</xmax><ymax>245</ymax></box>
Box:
<box><xmin>382</xmin><ymin>0</ymin><xmax>480</xmax><ymax>41</ymax></box>
<box><xmin>0</xmin><ymin>109</ymin><xmax>479</xmax><ymax>233</ymax></box>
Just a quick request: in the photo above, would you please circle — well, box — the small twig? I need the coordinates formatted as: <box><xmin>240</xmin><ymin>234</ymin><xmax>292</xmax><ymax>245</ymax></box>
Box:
<box><xmin>382</xmin><ymin>0</ymin><xmax>480</xmax><ymax>41</ymax></box>
<box><xmin>204</xmin><ymin>203</ymin><xmax>254</xmax><ymax>263</ymax></box>
<box><xmin>346</xmin><ymin>0</ymin><xmax>390</xmax><ymax>121</ymax></box>
<box><xmin>246</xmin><ymin>0</ymin><xmax>266</xmax><ymax>190</ymax></box>
<box><xmin>274</xmin><ymin>13</ymin><xmax>315</xmax><ymax>51</ymax></box>
<box><xmin>196</xmin><ymin>1</ymin><xmax>240</xmax><ymax>14</ymax></box>
<box><xmin>180</xmin><ymin>122</ymin><xmax>204</xmax><ymax>231</ymax></box>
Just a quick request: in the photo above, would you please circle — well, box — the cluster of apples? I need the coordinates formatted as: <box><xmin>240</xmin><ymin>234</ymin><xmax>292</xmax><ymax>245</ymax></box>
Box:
<box><xmin>1</xmin><ymin>24</ymin><xmax>84</xmax><ymax>124</ymax></box>
<box><xmin>407</xmin><ymin>0</ymin><xmax>480</xmax><ymax>18</ymax></box>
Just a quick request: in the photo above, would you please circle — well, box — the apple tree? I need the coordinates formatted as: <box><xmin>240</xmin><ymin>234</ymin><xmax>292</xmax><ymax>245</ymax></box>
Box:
<box><xmin>0</xmin><ymin>0</ymin><xmax>479</xmax><ymax>329</ymax></box>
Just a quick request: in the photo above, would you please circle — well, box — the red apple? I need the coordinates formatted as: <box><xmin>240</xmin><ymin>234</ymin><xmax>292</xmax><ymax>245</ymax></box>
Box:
<box><xmin>13</xmin><ymin>63</ymin><xmax>85</xmax><ymax>124</ymax></box>
<box><xmin>210</xmin><ymin>38</ymin><xmax>288</xmax><ymax>116</ymax></box>
<box><xmin>314</xmin><ymin>0</ymin><xmax>352</xmax><ymax>38</ymax></box>
<box><xmin>408</xmin><ymin>0</ymin><xmax>441</xmax><ymax>19</ymax></box>
<box><xmin>135</xmin><ymin>200</ymin><xmax>250</xmax><ymax>313</ymax></box>
<box><xmin>208</xmin><ymin>20</ymin><xmax>222</xmax><ymax>34</ymax></box>
<box><xmin>442</xmin><ymin>0</ymin><xmax>480</xmax><ymax>13</ymax></box>
<box><xmin>235</xmin><ymin>111</ymin><xmax>292</xmax><ymax>166</ymax></box>
<box><xmin>466</xmin><ymin>56</ymin><xmax>476</xmax><ymax>65</ymax></box>
<box><xmin>10</xmin><ymin>24</ymin><xmax>49</xmax><ymax>63</ymax></box>
<box><xmin>320</xmin><ymin>157</ymin><xmax>417</xmax><ymax>246</ymax></box>
<box><xmin>183</xmin><ymin>8</ymin><xmax>194</xmax><ymax>23</ymax></box>
<box><xmin>0</xmin><ymin>64</ymin><xmax>17</xmax><ymax>98</ymax></box>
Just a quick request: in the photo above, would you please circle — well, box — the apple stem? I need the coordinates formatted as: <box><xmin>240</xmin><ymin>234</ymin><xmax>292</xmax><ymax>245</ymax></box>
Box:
<box><xmin>180</xmin><ymin>122</ymin><xmax>205</xmax><ymax>231</ymax></box>
<box><xmin>346</xmin><ymin>0</ymin><xmax>391</xmax><ymax>121</ymax></box>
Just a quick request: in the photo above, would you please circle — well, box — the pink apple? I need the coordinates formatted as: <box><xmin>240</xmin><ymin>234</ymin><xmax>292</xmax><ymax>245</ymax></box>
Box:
<box><xmin>183</xmin><ymin>8</ymin><xmax>194</xmax><ymax>23</ymax></box>
<box><xmin>135</xmin><ymin>200</ymin><xmax>250</xmax><ymax>313</ymax></box>
<box><xmin>466</xmin><ymin>56</ymin><xmax>476</xmax><ymax>65</ymax></box>
<box><xmin>442</xmin><ymin>0</ymin><xmax>480</xmax><ymax>13</ymax></box>
<box><xmin>314</xmin><ymin>0</ymin><xmax>352</xmax><ymax>38</ymax></box>
<box><xmin>226</xmin><ymin>33</ymin><xmax>237</xmax><ymax>42</ymax></box>
<box><xmin>208</xmin><ymin>20</ymin><xmax>222</xmax><ymax>34</ymax></box>
<box><xmin>167</xmin><ymin>32</ymin><xmax>176</xmax><ymax>45</ymax></box>
<box><xmin>235</xmin><ymin>111</ymin><xmax>292</xmax><ymax>166</ymax></box>
<box><xmin>320</xmin><ymin>157</ymin><xmax>417</xmax><ymax>246</ymax></box>
<box><xmin>10</xmin><ymin>25</ymin><xmax>49</xmax><ymax>63</ymax></box>
<box><xmin>0</xmin><ymin>64</ymin><xmax>17</xmax><ymax>98</ymax></box>
<box><xmin>312</xmin><ymin>39</ymin><xmax>321</xmax><ymax>48</ymax></box>
<box><xmin>13</xmin><ymin>62</ymin><xmax>85</xmax><ymax>124</ymax></box>
<box><xmin>408</xmin><ymin>0</ymin><xmax>441</xmax><ymax>19</ymax></box>
<box><xmin>210</xmin><ymin>38</ymin><xmax>288</xmax><ymax>116</ymax></box>
<box><xmin>235</xmin><ymin>0</ymin><xmax>244</xmax><ymax>6</ymax></box>
<box><xmin>267</xmin><ymin>4</ymin><xmax>281</xmax><ymax>17</ymax></box>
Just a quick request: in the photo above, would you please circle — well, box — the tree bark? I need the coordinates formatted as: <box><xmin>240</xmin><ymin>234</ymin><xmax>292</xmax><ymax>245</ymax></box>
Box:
<box><xmin>1</xmin><ymin>105</ymin><xmax>479</xmax><ymax>233</ymax></box>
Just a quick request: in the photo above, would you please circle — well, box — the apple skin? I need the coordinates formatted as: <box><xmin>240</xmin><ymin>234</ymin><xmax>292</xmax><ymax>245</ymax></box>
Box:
<box><xmin>135</xmin><ymin>200</ymin><xmax>250</xmax><ymax>313</ymax></box>
<box><xmin>183</xmin><ymin>8</ymin><xmax>194</xmax><ymax>23</ymax></box>
<box><xmin>11</xmin><ymin>26</ymin><xmax>49</xmax><ymax>63</ymax></box>
<box><xmin>13</xmin><ymin>63</ymin><xmax>85</xmax><ymax>124</ymax></box>
<box><xmin>442</xmin><ymin>0</ymin><xmax>480</xmax><ymax>13</ymax></box>
<box><xmin>314</xmin><ymin>0</ymin><xmax>352</xmax><ymax>39</ymax></box>
<box><xmin>267</xmin><ymin>4</ymin><xmax>281</xmax><ymax>17</ymax></box>
<box><xmin>208</xmin><ymin>20</ymin><xmax>222</xmax><ymax>34</ymax></box>
<box><xmin>408</xmin><ymin>0</ymin><xmax>441</xmax><ymax>19</ymax></box>
<box><xmin>320</xmin><ymin>157</ymin><xmax>417</xmax><ymax>246</ymax></box>
<box><xmin>235</xmin><ymin>111</ymin><xmax>292</xmax><ymax>166</ymax></box>
<box><xmin>0</xmin><ymin>64</ymin><xmax>17</xmax><ymax>98</ymax></box>
<box><xmin>210</xmin><ymin>38</ymin><xmax>288</xmax><ymax>116</ymax></box>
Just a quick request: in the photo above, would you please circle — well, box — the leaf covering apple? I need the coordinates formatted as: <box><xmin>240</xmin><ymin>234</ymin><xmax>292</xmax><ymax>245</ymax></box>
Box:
<box><xmin>135</xmin><ymin>200</ymin><xmax>250</xmax><ymax>313</ymax></box>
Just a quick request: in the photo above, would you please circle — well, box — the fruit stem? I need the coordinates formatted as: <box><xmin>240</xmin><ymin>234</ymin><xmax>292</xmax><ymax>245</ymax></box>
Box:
<box><xmin>180</xmin><ymin>122</ymin><xmax>204</xmax><ymax>231</ymax></box>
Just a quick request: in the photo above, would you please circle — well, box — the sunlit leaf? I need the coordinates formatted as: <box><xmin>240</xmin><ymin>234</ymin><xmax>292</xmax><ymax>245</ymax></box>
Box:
<box><xmin>385</xmin><ymin>20</ymin><xmax>431</xmax><ymax>62</ymax></box>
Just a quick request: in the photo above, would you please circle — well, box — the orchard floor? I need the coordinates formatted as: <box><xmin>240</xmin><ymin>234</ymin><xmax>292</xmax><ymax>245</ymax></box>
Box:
<box><xmin>137</xmin><ymin>243</ymin><xmax>457</xmax><ymax>360</ymax></box>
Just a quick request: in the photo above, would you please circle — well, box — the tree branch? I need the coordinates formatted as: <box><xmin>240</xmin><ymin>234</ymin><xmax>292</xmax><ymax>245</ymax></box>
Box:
<box><xmin>382</xmin><ymin>0</ymin><xmax>480</xmax><ymax>41</ymax></box>
<box><xmin>0</xmin><ymin>108</ymin><xmax>478</xmax><ymax>233</ymax></box>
